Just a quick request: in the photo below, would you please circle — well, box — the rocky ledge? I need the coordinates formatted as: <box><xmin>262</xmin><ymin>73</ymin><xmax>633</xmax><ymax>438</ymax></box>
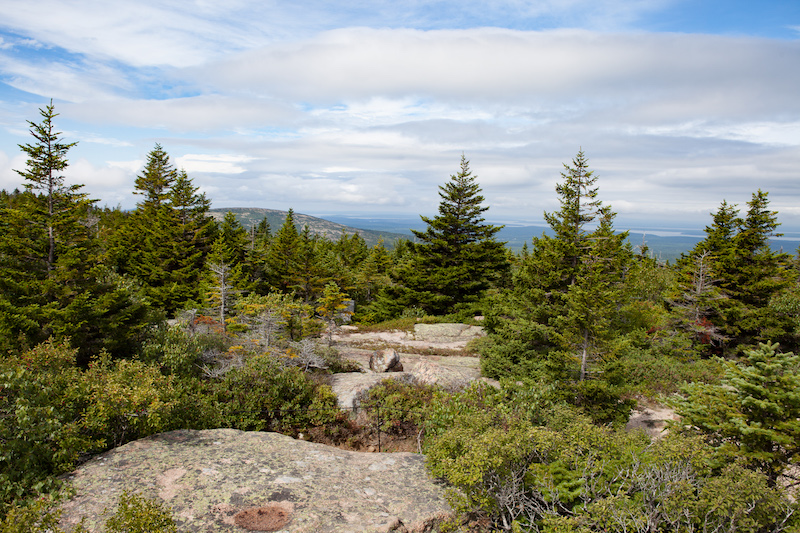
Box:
<box><xmin>59</xmin><ymin>429</ymin><xmax>451</xmax><ymax>533</ymax></box>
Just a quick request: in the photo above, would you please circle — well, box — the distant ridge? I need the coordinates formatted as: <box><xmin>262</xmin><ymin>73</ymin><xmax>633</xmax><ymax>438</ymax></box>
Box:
<box><xmin>208</xmin><ymin>208</ymin><xmax>409</xmax><ymax>248</ymax></box>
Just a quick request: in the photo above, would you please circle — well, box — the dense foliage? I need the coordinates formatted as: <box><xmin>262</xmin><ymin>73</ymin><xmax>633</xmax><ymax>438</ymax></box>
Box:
<box><xmin>1</xmin><ymin>103</ymin><xmax>799</xmax><ymax>531</ymax></box>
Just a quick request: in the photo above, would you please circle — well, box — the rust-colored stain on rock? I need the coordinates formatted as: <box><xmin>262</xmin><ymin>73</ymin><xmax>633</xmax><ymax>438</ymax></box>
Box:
<box><xmin>234</xmin><ymin>503</ymin><xmax>293</xmax><ymax>531</ymax></box>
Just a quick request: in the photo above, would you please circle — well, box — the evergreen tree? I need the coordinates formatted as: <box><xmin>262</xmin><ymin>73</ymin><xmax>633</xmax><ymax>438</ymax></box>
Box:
<box><xmin>0</xmin><ymin>102</ymin><xmax>151</xmax><ymax>360</ymax></box>
<box><xmin>483</xmin><ymin>150</ymin><xmax>632</xmax><ymax>382</ymax></box>
<box><xmin>265</xmin><ymin>209</ymin><xmax>300</xmax><ymax>292</ymax></box>
<box><xmin>246</xmin><ymin>217</ymin><xmax>272</xmax><ymax>295</ymax></box>
<box><xmin>672</xmin><ymin>342</ymin><xmax>800</xmax><ymax>487</ymax></box>
<box><xmin>289</xmin><ymin>226</ymin><xmax>330</xmax><ymax>303</ymax></box>
<box><xmin>218</xmin><ymin>212</ymin><xmax>249</xmax><ymax>267</ymax></box>
<box><xmin>385</xmin><ymin>155</ymin><xmax>509</xmax><ymax>316</ymax></box>
<box><xmin>108</xmin><ymin>147</ymin><xmax>213</xmax><ymax>315</ymax></box>
<box><xmin>133</xmin><ymin>143</ymin><xmax>177</xmax><ymax>209</ymax></box>
<box><xmin>204</xmin><ymin>238</ymin><xmax>243</xmax><ymax>334</ymax></box>
<box><xmin>11</xmin><ymin>100</ymin><xmax>87</xmax><ymax>275</ymax></box>
<box><xmin>676</xmin><ymin>191</ymin><xmax>794</xmax><ymax>353</ymax></box>
<box><xmin>552</xmin><ymin>207</ymin><xmax>631</xmax><ymax>381</ymax></box>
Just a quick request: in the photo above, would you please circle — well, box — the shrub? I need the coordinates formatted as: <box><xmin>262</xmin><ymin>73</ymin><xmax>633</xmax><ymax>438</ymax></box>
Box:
<box><xmin>0</xmin><ymin>342</ymin><xmax>93</xmax><ymax>508</ymax></box>
<box><xmin>104</xmin><ymin>491</ymin><xmax>177</xmax><ymax>533</ymax></box>
<box><xmin>213</xmin><ymin>354</ymin><xmax>339</xmax><ymax>432</ymax></box>
<box><xmin>359</xmin><ymin>378</ymin><xmax>437</xmax><ymax>435</ymax></box>
<box><xmin>80</xmin><ymin>355</ymin><xmax>184</xmax><ymax>449</ymax></box>
<box><xmin>137</xmin><ymin>324</ymin><xmax>208</xmax><ymax>378</ymax></box>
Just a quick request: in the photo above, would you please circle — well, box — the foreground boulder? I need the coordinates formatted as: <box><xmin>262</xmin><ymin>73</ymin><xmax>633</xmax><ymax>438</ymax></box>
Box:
<box><xmin>370</xmin><ymin>348</ymin><xmax>403</xmax><ymax>372</ymax></box>
<box><xmin>59</xmin><ymin>429</ymin><xmax>451</xmax><ymax>533</ymax></box>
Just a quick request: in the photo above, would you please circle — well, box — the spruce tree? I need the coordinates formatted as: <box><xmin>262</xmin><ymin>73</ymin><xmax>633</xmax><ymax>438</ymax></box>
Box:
<box><xmin>133</xmin><ymin>143</ymin><xmax>177</xmax><ymax>209</ymax></box>
<box><xmin>389</xmin><ymin>155</ymin><xmax>508</xmax><ymax>315</ymax></box>
<box><xmin>676</xmin><ymin>191</ymin><xmax>794</xmax><ymax>353</ymax></box>
<box><xmin>289</xmin><ymin>226</ymin><xmax>319</xmax><ymax>302</ymax></box>
<box><xmin>108</xmin><ymin>146</ymin><xmax>213</xmax><ymax>315</ymax></box>
<box><xmin>0</xmin><ymin>102</ymin><xmax>151</xmax><ymax>359</ymax></box>
<box><xmin>672</xmin><ymin>342</ymin><xmax>800</xmax><ymax>487</ymax></box>
<box><xmin>265</xmin><ymin>209</ymin><xmax>300</xmax><ymax>292</ymax></box>
<box><xmin>483</xmin><ymin>150</ymin><xmax>632</xmax><ymax>381</ymax></box>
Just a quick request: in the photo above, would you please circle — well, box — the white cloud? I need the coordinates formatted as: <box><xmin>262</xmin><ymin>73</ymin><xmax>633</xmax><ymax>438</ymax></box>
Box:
<box><xmin>204</xmin><ymin>28</ymin><xmax>800</xmax><ymax>121</ymax></box>
<box><xmin>176</xmin><ymin>154</ymin><xmax>255</xmax><ymax>174</ymax></box>
<box><xmin>0</xmin><ymin>151</ymin><xmax>26</xmax><ymax>191</ymax></box>
<box><xmin>107</xmin><ymin>160</ymin><xmax>143</xmax><ymax>173</ymax></box>
<box><xmin>2</xmin><ymin>4</ymin><xmax>799</xmax><ymax>229</ymax></box>
<box><xmin>63</xmin><ymin>95</ymin><xmax>301</xmax><ymax>131</ymax></box>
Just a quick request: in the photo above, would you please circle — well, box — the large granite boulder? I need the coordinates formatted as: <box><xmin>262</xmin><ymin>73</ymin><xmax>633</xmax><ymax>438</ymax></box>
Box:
<box><xmin>369</xmin><ymin>348</ymin><xmax>403</xmax><ymax>372</ymax></box>
<box><xmin>59</xmin><ymin>429</ymin><xmax>451</xmax><ymax>533</ymax></box>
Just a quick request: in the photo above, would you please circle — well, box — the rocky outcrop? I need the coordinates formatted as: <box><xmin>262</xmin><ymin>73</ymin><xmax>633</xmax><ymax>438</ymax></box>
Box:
<box><xmin>411</xmin><ymin>323</ymin><xmax>484</xmax><ymax>344</ymax></box>
<box><xmin>369</xmin><ymin>348</ymin><xmax>403</xmax><ymax>372</ymax></box>
<box><xmin>329</xmin><ymin>372</ymin><xmax>417</xmax><ymax>410</ymax></box>
<box><xmin>332</xmin><ymin>323</ymin><xmax>485</xmax><ymax>352</ymax></box>
<box><xmin>59</xmin><ymin>429</ymin><xmax>451</xmax><ymax>533</ymax></box>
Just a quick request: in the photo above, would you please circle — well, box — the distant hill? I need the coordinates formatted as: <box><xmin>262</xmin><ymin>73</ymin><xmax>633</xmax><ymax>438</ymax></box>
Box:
<box><xmin>208</xmin><ymin>208</ymin><xmax>409</xmax><ymax>248</ymax></box>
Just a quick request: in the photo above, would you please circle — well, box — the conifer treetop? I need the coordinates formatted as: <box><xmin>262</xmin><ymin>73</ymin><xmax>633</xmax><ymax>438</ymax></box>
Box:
<box><xmin>134</xmin><ymin>143</ymin><xmax>178</xmax><ymax>209</ymax></box>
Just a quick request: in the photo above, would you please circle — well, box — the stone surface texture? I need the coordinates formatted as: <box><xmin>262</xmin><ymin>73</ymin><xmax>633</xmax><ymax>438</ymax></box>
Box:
<box><xmin>59</xmin><ymin>429</ymin><xmax>451</xmax><ymax>533</ymax></box>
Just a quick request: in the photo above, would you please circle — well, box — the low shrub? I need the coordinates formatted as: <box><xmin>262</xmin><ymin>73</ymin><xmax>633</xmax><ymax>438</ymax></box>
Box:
<box><xmin>359</xmin><ymin>378</ymin><xmax>437</xmax><ymax>435</ymax></box>
<box><xmin>213</xmin><ymin>354</ymin><xmax>339</xmax><ymax>432</ymax></box>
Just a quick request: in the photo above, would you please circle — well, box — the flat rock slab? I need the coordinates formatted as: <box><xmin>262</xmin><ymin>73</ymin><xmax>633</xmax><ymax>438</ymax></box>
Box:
<box><xmin>59</xmin><ymin>429</ymin><xmax>451</xmax><ymax>533</ymax></box>
<box><xmin>412</xmin><ymin>324</ymin><xmax>484</xmax><ymax>344</ymax></box>
<box><xmin>332</xmin><ymin>323</ymin><xmax>485</xmax><ymax>352</ymax></box>
<box><xmin>330</xmin><ymin>372</ymin><xmax>416</xmax><ymax>410</ymax></box>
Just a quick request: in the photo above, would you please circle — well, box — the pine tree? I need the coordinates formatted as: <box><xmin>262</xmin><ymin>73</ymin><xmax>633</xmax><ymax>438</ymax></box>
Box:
<box><xmin>552</xmin><ymin>207</ymin><xmax>631</xmax><ymax>381</ymax></box>
<box><xmin>676</xmin><ymin>191</ymin><xmax>794</xmax><ymax>353</ymax></box>
<box><xmin>204</xmin><ymin>238</ymin><xmax>243</xmax><ymax>334</ymax></box>
<box><xmin>672</xmin><ymin>342</ymin><xmax>800</xmax><ymax>487</ymax></box>
<box><xmin>133</xmin><ymin>143</ymin><xmax>177</xmax><ymax>210</ymax></box>
<box><xmin>389</xmin><ymin>155</ymin><xmax>508</xmax><ymax>315</ymax></box>
<box><xmin>545</xmin><ymin>150</ymin><xmax>603</xmax><ymax>286</ymax></box>
<box><xmin>11</xmin><ymin>100</ymin><xmax>89</xmax><ymax>275</ymax></box>
<box><xmin>247</xmin><ymin>217</ymin><xmax>272</xmax><ymax>295</ymax></box>
<box><xmin>289</xmin><ymin>226</ymin><xmax>330</xmax><ymax>303</ymax></box>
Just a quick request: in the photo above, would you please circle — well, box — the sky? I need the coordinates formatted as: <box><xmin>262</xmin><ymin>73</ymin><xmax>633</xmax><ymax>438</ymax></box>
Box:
<box><xmin>0</xmin><ymin>0</ymin><xmax>798</xmax><ymax>233</ymax></box>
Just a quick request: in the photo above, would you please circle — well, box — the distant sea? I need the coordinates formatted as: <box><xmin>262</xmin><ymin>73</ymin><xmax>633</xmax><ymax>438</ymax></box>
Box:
<box><xmin>321</xmin><ymin>215</ymin><xmax>800</xmax><ymax>264</ymax></box>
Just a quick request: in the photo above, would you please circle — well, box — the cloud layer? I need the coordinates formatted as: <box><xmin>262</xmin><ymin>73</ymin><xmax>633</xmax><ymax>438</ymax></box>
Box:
<box><xmin>0</xmin><ymin>1</ymin><xmax>798</xmax><ymax>231</ymax></box>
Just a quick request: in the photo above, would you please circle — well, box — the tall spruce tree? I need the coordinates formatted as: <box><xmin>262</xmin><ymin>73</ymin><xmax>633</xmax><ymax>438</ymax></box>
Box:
<box><xmin>108</xmin><ymin>146</ymin><xmax>213</xmax><ymax>315</ymax></box>
<box><xmin>483</xmin><ymin>150</ymin><xmax>632</xmax><ymax>382</ymax></box>
<box><xmin>265</xmin><ymin>209</ymin><xmax>300</xmax><ymax>292</ymax></box>
<box><xmin>385</xmin><ymin>155</ymin><xmax>508</xmax><ymax>316</ymax></box>
<box><xmin>0</xmin><ymin>102</ymin><xmax>151</xmax><ymax>359</ymax></box>
<box><xmin>676</xmin><ymin>191</ymin><xmax>794</xmax><ymax>354</ymax></box>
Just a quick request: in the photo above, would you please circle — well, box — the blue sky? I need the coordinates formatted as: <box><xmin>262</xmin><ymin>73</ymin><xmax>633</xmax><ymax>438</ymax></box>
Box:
<box><xmin>0</xmin><ymin>0</ymin><xmax>798</xmax><ymax>232</ymax></box>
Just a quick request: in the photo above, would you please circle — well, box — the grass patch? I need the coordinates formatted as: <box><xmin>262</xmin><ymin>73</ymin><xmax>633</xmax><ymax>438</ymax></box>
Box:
<box><xmin>354</xmin><ymin>317</ymin><xmax>419</xmax><ymax>333</ymax></box>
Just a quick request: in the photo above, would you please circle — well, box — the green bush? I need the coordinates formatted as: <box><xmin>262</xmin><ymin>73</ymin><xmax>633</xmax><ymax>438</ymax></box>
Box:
<box><xmin>80</xmin><ymin>355</ymin><xmax>185</xmax><ymax>449</ymax></box>
<box><xmin>425</xmin><ymin>396</ymin><xmax>797</xmax><ymax>532</ymax></box>
<box><xmin>104</xmin><ymin>491</ymin><xmax>177</xmax><ymax>533</ymax></box>
<box><xmin>0</xmin><ymin>492</ymin><xmax>177</xmax><ymax>533</ymax></box>
<box><xmin>617</xmin><ymin>345</ymin><xmax>723</xmax><ymax>396</ymax></box>
<box><xmin>137</xmin><ymin>324</ymin><xmax>209</xmax><ymax>378</ymax></box>
<box><xmin>214</xmin><ymin>354</ymin><xmax>339</xmax><ymax>432</ymax></box>
<box><xmin>360</xmin><ymin>378</ymin><xmax>437</xmax><ymax>434</ymax></box>
<box><xmin>0</xmin><ymin>496</ymin><xmax>87</xmax><ymax>533</ymax></box>
<box><xmin>0</xmin><ymin>342</ymin><xmax>94</xmax><ymax>508</ymax></box>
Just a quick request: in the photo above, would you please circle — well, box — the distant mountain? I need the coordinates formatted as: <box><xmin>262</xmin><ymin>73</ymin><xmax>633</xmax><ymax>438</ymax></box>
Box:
<box><xmin>208</xmin><ymin>208</ymin><xmax>409</xmax><ymax>248</ymax></box>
